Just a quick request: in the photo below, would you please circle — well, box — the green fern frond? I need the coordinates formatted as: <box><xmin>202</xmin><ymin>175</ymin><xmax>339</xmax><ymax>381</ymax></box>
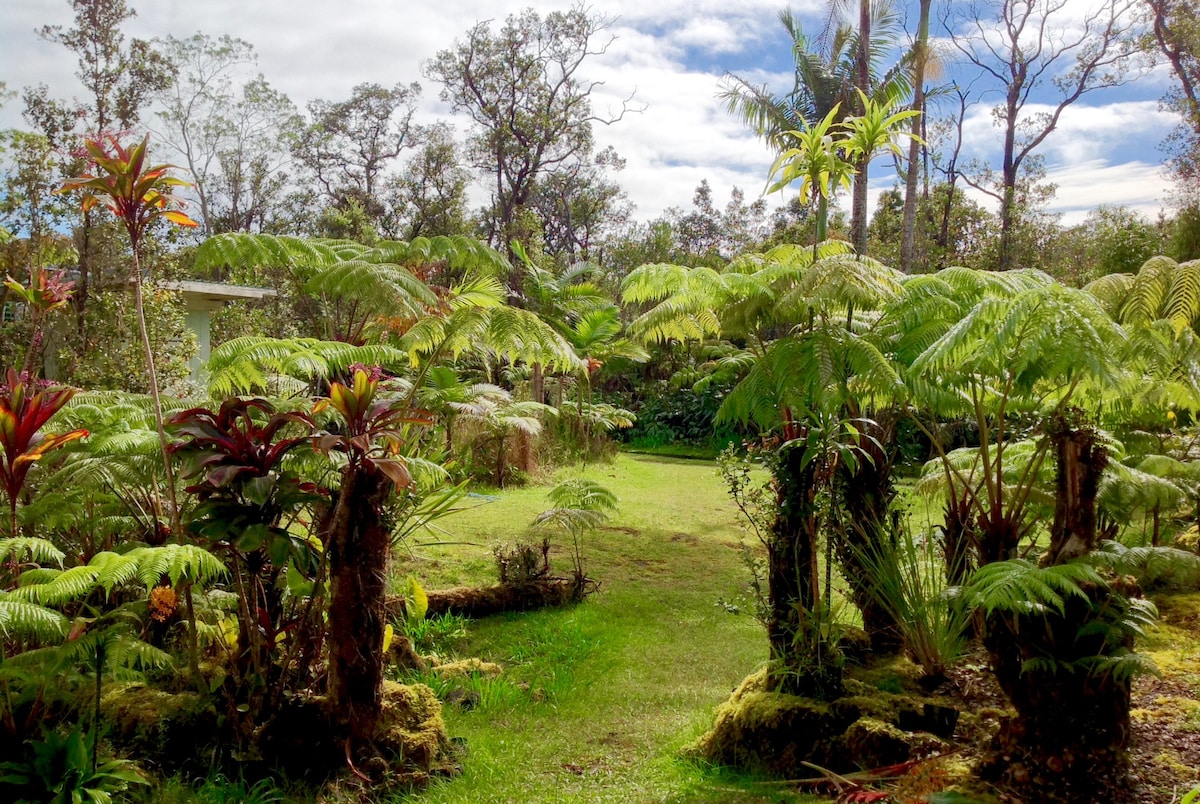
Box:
<box><xmin>966</xmin><ymin>558</ymin><xmax>1104</xmax><ymax>617</ymax></box>
<box><xmin>0</xmin><ymin>537</ymin><xmax>65</xmax><ymax>567</ymax></box>
<box><xmin>0</xmin><ymin>596</ymin><xmax>69</xmax><ymax>641</ymax></box>
<box><xmin>1092</xmin><ymin>541</ymin><xmax>1200</xmax><ymax>588</ymax></box>
<box><xmin>193</xmin><ymin>233</ymin><xmax>341</xmax><ymax>275</ymax></box>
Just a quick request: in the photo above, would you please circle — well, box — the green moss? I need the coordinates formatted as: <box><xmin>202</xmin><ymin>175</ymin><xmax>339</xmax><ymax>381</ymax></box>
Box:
<box><xmin>101</xmin><ymin>685</ymin><xmax>216</xmax><ymax>771</ymax></box>
<box><xmin>375</xmin><ymin>681</ymin><xmax>455</xmax><ymax>774</ymax></box>
<box><xmin>430</xmin><ymin>658</ymin><xmax>503</xmax><ymax>680</ymax></box>
<box><xmin>843</xmin><ymin>717</ymin><xmax>913</xmax><ymax>768</ymax></box>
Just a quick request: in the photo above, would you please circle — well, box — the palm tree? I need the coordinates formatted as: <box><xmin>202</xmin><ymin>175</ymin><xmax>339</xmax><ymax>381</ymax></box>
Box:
<box><xmin>900</xmin><ymin>0</ymin><xmax>934</xmax><ymax>272</ymax></box>
<box><xmin>720</xmin><ymin>5</ymin><xmax>908</xmax><ymax>253</ymax></box>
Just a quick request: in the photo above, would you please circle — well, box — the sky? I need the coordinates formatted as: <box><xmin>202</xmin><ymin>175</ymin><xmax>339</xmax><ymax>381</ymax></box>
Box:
<box><xmin>0</xmin><ymin>0</ymin><xmax>1183</xmax><ymax>228</ymax></box>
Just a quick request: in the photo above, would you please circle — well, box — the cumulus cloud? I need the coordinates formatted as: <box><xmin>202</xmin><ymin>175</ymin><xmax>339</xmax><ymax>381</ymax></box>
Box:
<box><xmin>0</xmin><ymin>0</ymin><xmax>1180</xmax><ymax>227</ymax></box>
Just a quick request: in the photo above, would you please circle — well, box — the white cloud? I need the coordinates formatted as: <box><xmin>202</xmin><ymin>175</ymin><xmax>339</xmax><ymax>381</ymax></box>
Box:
<box><xmin>0</xmin><ymin>0</ymin><xmax>1181</xmax><ymax>230</ymax></box>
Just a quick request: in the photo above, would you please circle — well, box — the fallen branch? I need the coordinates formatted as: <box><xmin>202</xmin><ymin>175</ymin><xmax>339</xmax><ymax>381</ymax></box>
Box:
<box><xmin>387</xmin><ymin>578</ymin><xmax>582</xmax><ymax>619</ymax></box>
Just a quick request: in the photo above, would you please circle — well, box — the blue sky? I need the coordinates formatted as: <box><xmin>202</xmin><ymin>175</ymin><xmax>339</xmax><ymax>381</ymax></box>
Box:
<box><xmin>1</xmin><ymin>0</ymin><xmax>1181</xmax><ymax>226</ymax></box>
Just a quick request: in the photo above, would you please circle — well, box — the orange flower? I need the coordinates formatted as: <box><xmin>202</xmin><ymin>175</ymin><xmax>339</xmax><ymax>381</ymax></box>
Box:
<box><xmin>149</xmin><ymin>585</ymin><xmax>178</xmax><ymax>622</ymax></box>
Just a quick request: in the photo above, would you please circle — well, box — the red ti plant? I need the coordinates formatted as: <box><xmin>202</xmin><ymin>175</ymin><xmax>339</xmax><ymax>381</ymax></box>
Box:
<box><xmin>314</xmin><ymin>368</ymin><xmax>429</xmax><ymax>745</ymax></box>
<box><xmin>0</xmin><ymin>368</ymin><xmax>88</xmax><ymax>536</ymax></box>
<box><xmin>169</xmin><ymin>399</ymin><xmax>320</xmax><ymax>699</ymax></box>
<box><xmin>58</xmin><ymin>134</ymin><xmax>198</xmax><ymax>537</ymax></box>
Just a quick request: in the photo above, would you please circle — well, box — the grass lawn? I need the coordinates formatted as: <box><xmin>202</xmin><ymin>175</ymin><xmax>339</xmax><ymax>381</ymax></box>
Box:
<box><xmin>392</xmin><ymin>454</ymin><xmax>823</xmax><ymax>804</ymax></box>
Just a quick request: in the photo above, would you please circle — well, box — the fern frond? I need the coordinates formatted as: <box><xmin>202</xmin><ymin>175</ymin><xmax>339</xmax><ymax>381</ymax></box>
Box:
<box><xmin>0</xmin><ymin>537</ymin><xmax>65</xmax><ymax>567</ymax></box>
<box><xmin>966</xmin><ymin>558</ymin><xmax>1104</xmax><ymax>617</ymax></box>
<box><xmin>0</xmin><ymin>595</ymin><xmax>69</xmax><ymax>641</ymax></box>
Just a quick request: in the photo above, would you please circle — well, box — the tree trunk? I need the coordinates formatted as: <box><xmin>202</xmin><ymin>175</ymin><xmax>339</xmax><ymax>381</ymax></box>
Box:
<box><xmin>900</xmin><ymin>0</ymin><xmax>932</xmax><ymax>273</ymax></box>
<box><xmin>325</xmin><ymin>463</ymin><xmax>391</xmax><ymax>741</ymax></box>
<box><xmin>941</xmin><ymin>491</ymin><xmax>976</xmax><ymax>586</ymax></box>
<box><xmin>1043</xmin><ymin>411</ymin><xmax>1108</xmax><ymax>566</ymax></box>
<box><xmin>765</xmin><ymin>442</ymin><xmax>840</xmax><ymax>696</ymax></box>
<box><xmin>982</xmin><ymin>588</ymin><xmax>1133</xmax><ymax>795</ymax></box>
<box><xmin>835</xmin><ymin>416</ymin><xmax>902</xmax><ymax>654</ymax></box>
<box><xmin>851</xmin><ymin>163</ymin><xmax>869</xmax><ymax>255</ymax></box>
<box><xmin>983</xmin><ymin>410</ymin><xmax>1129</xmax><ymax>797</ymax></box>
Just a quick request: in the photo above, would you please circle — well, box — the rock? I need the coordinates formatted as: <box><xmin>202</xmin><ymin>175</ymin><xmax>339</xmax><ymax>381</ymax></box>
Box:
<box><xmin>840</xmin><ymin>625</ymin><xmax>874</xmax><ymax>665</ymax></box>
<box><xmin>387</xmin><ymin>634</ymin><xmax>428</xmax><ymax>672</ymax></box>
<box><xmin>101</xmin><ymin>684</ymin><xmax>217</xmax><ymax>772</ymax></box>
<box><xmin>688</xmin><ymin>669</ymin><xmax>859</xmax><ymax>775</ymax></box>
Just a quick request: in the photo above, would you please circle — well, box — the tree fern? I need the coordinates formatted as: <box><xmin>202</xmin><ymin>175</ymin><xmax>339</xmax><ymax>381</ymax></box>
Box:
<box><xmin>194</xmin><ymin>233</ymin><xmax>342</xmax><ymax>275</ymax></box>
<box><xmin>8</xmin><ymin>545</ymin><xmax>226</xmax><ymax>606</ymax></box>
<box><xmin>0</xmin><ymin>537</ymin><xmax>65</xmax><ymax>567</ymax></box>
<box><xmin>965</xmin><ymin>558</ymin><xmax>1103</xmax><ymax>618</ymax></box>
<box><xmin>1091</xmin><ymin>540</ymin><xmax>1200</xmax><ymax>589</ymax></box>
<box><xmin>0</xmin><ymin>595</ymin><xmax>68</xmax><ymax>642</ymax></box>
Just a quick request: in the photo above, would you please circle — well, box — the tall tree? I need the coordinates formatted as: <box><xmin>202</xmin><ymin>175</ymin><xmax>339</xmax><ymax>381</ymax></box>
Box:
<box><xmin>385</xmin><ymin>122</ymin><xmax>471</xmax><ymax>240</ymax></box>
<box><xmin>899</xmin><ymin>0</ymin><xmax>933</xmax><ymax>272</ymax></box>
<box><xmin>1147</xmin><ymin>0</ymin><xmax>1200</xmax><ymax>201</ymax></box>
<box><xmin>153</xmin><ymin>34</ymin><xmax>298</xmax><ymax>236</ymax></box>
<box><xmin>951</xmin><ymin>0</ymin><xmax>1146</xmax><ymax>270</ymax></box>
<box><xmin>425</xmin><ymin>4</ymin><xmax>635</xmax><ymax>285</ymax></box>
<box><xmin>292</xmin><ymin>82</ymin><xmax>422</xmax><ymax>229</ymax></box>
<box><xmin>154</xmin><ymin>34</ymin><xmax>255</xmax><ymax>234</ymax></box>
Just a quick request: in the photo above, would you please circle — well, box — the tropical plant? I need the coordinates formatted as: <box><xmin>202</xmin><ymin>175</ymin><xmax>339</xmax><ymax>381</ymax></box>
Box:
<box><xmin>312</xmin><ymin>369</ymin><xmax>423</xmax><ymax>743</ymax></box>
<box><xmin>0</xmin><ymin>369</ymin><xmax>88</xmax><ymax>536</ymax></box>
<box><xmin>532</xmin><ymin>478</ymin><xmax>617</xmax><ymax>596</ymax></box>
<box><xmin>853</xmin><ymin>523</ymin><xmax>971</xmax><ymax>682</ymax></box>
<box><xmin>58</xmin><ymin>134</ymin><xmax>199</xmax><ymax>541</ymax></box>
<box><xmin>719</xmin><ymin>5</ymin><xmax>910</xmax><ymax>251</ymax></box>
<box><xmin>169</xmin><ymin>398</ymin><xmax>321</xmax><ymax>693</ymax></box>
<box><xmin>767</xmin><ymin>106</ymin><xmax>856</xmax><ymax>251</ymax></box>
<box><xmin>2</xmin><ymin>266</ymin><xmax>74</xmax><ymax>377</ymax></box>
<box><xmin>0</xmin><ymin>726</ymin><xmax>148</xmax><ymax>804</ymax></box>
<box><xmin>884</xmin><ymin>268</ymin><xmax>1126</xmax><ymax>564</ymax></box>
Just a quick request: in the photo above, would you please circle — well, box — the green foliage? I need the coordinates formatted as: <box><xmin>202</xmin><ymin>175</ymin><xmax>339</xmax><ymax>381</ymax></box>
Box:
<box><xmin>0</xmin><ymin>595</ymin><xmax>68</xmax><ymax>643</ymax></box>
<box><xmin>966</xmin><ymin>558</ymin><xmax>1159</xmax><ymax>682</ymax></box>
<box><xmin>205</xmin><ymin>336</ymin><xmax>409</xmax><ymax>396</ymax></box>
<box><xmin>399</xmin><ymin>575</ymin><xmax>429</xmax><ymax>627</ymax></box>
<box><xmin>532</xmin><ymin>478</ymin><xmax>618</xmax><ymax>588</ymax></box>
<box><xmin>1091</xmin><ymin>540</ymin><xmax>1200</xmax><ymax>589</ymax></box>
<box><xmin>853</xmin><ymin>525</ymin><xmax>971</xmax><ymax>679</ymax></box>
<box><xmin>0</xmin><ymin>727</ymin><xmax>148</xmax><ymax>804</ymax></box>
<box><xmin>966</xmin><ymin>559</ymin><xmax>1106</xmax><ymax>618</ymax></box>
<box><xmin>7</xmin><ymin>545</ymin><xmax>225</xmax><ymax>606</ymax></box>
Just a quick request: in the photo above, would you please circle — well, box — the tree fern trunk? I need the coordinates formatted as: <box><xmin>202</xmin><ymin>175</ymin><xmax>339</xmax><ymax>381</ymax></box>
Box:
<box><xmin>326</xmin><ymin>462</ymin><xmax>391</xmax><ymax>741</ymax></box>
<box><xmin>767</xmin><ymin>442</ymin><xmax>832</xmax><ymax>694</ymax></box>
<box><xmin>1043</xmin><ymin>410</ymin><xmax>1108</xmax><ymax>566</ymax></box>
<box><xmin>983</xmin><ymin>411</ymin><xmax>1128</xmax><ymax>797</ymax></box>
<box><xmin>835</xmin><ymin>417</ymin><xmax>902</xmax><ymax>654</ymax></box>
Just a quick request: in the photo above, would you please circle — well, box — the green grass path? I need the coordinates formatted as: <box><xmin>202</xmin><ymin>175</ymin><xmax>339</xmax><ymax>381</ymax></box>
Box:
<box><xmin>398</xmin><ymin>454</ymin><xmax>818</xmax><ymax>804</ymax></box>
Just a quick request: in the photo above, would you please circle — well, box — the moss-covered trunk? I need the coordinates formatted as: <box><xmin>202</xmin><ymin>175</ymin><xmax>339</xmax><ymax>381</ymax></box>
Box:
<box><xmin>326</xmin><ymin>463</ymin><xmax>391</xmax><ymax>741</ymax></box>
<box><xmin>766</xmin><ymin>442</ymin><xmax>841</xmax><ymax>696</ymax></box>
<box><xmin>983</xmin><ymin>412</ymin><xmax>1128</xmax><ymax>794</ymax></box>
<box><xmin>835</xmin><ymin>416</ymin><xmax>902</xmax><ymax>654</ymax></box>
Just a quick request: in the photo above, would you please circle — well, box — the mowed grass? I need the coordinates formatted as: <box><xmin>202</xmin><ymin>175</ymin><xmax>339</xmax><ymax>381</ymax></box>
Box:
<box><xmin>392</xmin><ymin>454</ymin><xmax>822</xmax><ymax>804</ymax></box>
